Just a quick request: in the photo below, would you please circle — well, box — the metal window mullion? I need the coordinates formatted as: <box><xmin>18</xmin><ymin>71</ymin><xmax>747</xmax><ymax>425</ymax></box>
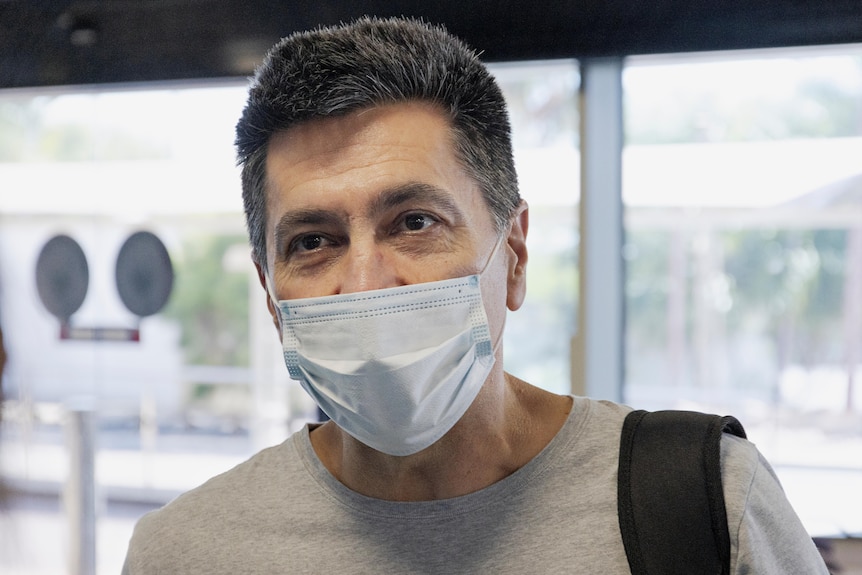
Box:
<box><xmin>573</xmin><ymin>57</ymin><xmax>624</xmax><ymax>402</ymax></box>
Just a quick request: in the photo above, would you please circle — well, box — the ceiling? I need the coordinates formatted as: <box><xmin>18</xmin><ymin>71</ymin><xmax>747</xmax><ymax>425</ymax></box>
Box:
<box><xmin>2</xmin><ymin>1</ymin><xmax>862</xmax><ymax>89</ymax></box>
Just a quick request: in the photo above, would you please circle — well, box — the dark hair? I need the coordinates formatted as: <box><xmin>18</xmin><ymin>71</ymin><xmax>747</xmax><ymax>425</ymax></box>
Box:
<box><xmin>235</xmin><ymin>16</ymin><xmax>520</xmax><ymax>269</ymax></box>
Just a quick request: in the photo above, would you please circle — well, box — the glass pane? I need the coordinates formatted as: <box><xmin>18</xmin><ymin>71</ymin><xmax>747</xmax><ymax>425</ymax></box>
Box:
<box><xmin>492</xmin><ymin>61</ymin><xmax>580</xmax><ymax>394</ymax></box>
<box><xmin>0</xmin><ymin>61</ymin><xmax>581</xmax><ymax>573</ymax></box>
<box><xmin>623</xmin><ymin>47</ymin><xmax>862</xmax><ymax>538</ymax></box>
<box><xmin>0</xmin><ymin>83</ymin><xmax>262</xmax><ymax>573</ymax></box>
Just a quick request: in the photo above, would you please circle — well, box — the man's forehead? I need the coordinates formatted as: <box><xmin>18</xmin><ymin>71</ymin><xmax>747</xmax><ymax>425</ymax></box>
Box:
<box><xmin>260</xmin><ymin>101</ymin><xmax>496</xmax><ymax>236</ymax></box>
<box><xmin>263</xmin><ymin>103</ymin><xmax>466</xmax><ymax>193</ymax></box>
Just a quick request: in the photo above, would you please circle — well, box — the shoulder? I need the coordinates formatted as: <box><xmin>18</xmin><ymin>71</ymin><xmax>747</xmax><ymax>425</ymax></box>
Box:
<box><xmin>570</xmin><ymin>395</ymin><xmax>633</xmax><ymax>433</ymax></box>
<box><xmin>719</xmin><ymin>432</ymin><xmax>789</xmax><ymax>524</ymax></box>
<box><xmin>124</xmin><ymin>437</ymin><xmax>301</xmax><ymax>571</ymax></box>
<box><xmin>719</xmin><ymin>434</ymin><xmax>828</xmax><ymax>574</ymax></box>
<box><xmin>549</xmin><ymin>396</ymin><xmax>632</xmax><ymax>456</ymax></box>
<box><xmin>136</xmin><ymin>441</ymin><xmax>279</xmax><ymax>521</ymax></box>
<box><xmin>719</xmin><ymin>433</ymin><xmax>768</xmax><ymax>543</ymax></box>
<box><xmin>719</xmin><ymin>432</ymin><xmax>760</xmax><ymax>487</ymax></box>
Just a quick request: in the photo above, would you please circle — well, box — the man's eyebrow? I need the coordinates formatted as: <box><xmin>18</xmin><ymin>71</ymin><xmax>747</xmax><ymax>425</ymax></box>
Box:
<box><xmin>369</xmin><ymin>182</ymin><xmax>465</xmax><ymax>220</ymax></box>
<box><xmin>273</xmin><ymin>209</ymin><xmax>342</xmax><ymax>252</ymax></box>
<box><xmin>271</xmin><ymin>182</ymin><xmax>465</xmax><ymax>251</ymax></box>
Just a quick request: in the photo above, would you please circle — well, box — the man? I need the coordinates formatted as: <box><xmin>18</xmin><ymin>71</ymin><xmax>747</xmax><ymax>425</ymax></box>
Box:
<box><xmin>124</xmin><ymin>17</ymin><xmax>827</xmax><ymax>573</ymax></box>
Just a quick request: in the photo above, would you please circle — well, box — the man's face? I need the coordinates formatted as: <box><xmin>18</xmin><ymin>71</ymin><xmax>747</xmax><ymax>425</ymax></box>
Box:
<box><xmin>258</xmin><ymin>102</ymin><xmax>526</xmax><ymax>321</ymax></box>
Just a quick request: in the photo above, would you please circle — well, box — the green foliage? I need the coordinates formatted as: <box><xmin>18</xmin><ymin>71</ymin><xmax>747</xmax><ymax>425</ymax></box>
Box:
<box><xmin>724</xmin><ymin>229</ymin><xmax>849</xmax><ymax>366</ymax></box>
<box><xmin>626</xmin><ymin>227</ymin><xmax>850</xmax><ymax>386</ymax></box>
<box><xmin>0</xmin><ymin>98</ymin><xmax>40</xmax><ymax>160</ymax></box>
<box><xmin>162</xmin><ymin>235</ymin><xmax>251</xmax><ymax>366</ymax></box>
<box><xmin>494</xmin><ymin>62</ymin><xmax>580</xmax><ymax>149</ymax></box>
<box><xmin>724</xmin><ymin>229</ymin><xmax>845</xmax><ymax>317</ymax></box>
<box><xmin>625</xmin><ymin>230</ymin><xmax>672</xmax><ymax>342</ymax></box>
<box><xmin>0</xmin><ymin>95</ymin><xmax>167</xmax><ymax>162</ymax></box>
<box><xmin>625</xmin><ymin>55</ymin><xmax>862</xmax><ymax>144</ymax></box>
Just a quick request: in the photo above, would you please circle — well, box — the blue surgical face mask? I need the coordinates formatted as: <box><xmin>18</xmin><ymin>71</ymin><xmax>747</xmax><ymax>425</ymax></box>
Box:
<box><xmin>271</xmin><ymin>236</ymin><xmax>504</xmax><ymax>456</ymax></box>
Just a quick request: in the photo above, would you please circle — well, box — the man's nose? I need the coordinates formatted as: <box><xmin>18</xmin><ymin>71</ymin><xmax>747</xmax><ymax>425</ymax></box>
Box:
<box><xmin>337</xmin><ymin>241</ymin><xmax>402</xmax><ymax>294</ymax></box>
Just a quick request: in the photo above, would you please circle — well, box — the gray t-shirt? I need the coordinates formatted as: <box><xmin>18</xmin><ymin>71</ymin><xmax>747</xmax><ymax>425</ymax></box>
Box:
<box><xmin>123</xmin><ymin>397</ymin><xmax>827</xmax><ymax>574</ymax></box>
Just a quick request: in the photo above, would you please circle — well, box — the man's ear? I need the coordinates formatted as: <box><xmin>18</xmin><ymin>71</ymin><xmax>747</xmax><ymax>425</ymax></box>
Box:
<box><xmin>506</xmin><ymin>200</ymin><xmax>529</xmax><ymax>311</ymax></box>
<box><xmin>254</xmin><ymin>258</ymin><xmax>281</xmax><ymax>334</ymax></box>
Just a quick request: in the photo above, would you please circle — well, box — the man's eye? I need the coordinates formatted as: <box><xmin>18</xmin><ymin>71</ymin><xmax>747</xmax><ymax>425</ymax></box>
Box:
<box><xmin>292</xmin><ymin>234</ymin><xmax>328</xmax><ymax>253</ymax></box>
<box><xmin>402</xmin><ymin>213</ymin><xmax>435</xmax><ymax>231</ymax></box>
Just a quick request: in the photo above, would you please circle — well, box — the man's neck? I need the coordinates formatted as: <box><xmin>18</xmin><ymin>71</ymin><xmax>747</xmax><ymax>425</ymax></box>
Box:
<box><xmin>309</xmin><ymin>373</ymin><xmax>572</xmax><ymax>501</ymax></box>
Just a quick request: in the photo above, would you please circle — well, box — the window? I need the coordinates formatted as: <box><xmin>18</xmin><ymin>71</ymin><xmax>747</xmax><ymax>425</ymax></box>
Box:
<box><xmin>493</xmin><ymin>61</ymin><xmax>580</xmax><ymax>393</ymax></box>
<box><xmin>0</xmin><ymin>61</ymin><xmax>582</xmax><ymax>573</ymax></box>
<box><xmin>0</xmin><ymin>83</ymin><xmax>261</xmax><ymax>573</ymax></box>
<box><xmin>623</xmin><ymin>47</ymin><xmax>862</xmax><ymax>537</ymax></box>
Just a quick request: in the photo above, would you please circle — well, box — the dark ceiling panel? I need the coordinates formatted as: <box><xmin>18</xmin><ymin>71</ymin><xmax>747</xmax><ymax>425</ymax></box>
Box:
<box><xmin>2</xmin><ymin>0</ymin><xmax>862</xmax><ymax>89</ymax></box>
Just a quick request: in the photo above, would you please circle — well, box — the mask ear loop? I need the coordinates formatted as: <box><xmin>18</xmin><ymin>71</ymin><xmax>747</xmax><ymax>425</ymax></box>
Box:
<box><xmin>478</xmin><ymin>230</ymin><xmax>508</xmax><ymax>278</ymax></box>
<box><xmin>263</xmin><ymin>273</ymin><xmax>285</xmax><ymax>332</ymax></box>
<box><xmin>477</xmin><ymin>226</ymin><xmax>512</xmax><ymax>359</ymax></box>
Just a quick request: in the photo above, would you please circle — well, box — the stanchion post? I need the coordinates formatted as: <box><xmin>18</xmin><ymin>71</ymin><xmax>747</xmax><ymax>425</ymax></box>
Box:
<box><xmin>66</xmin><ymin>403</ymin><xmax>96</xmax><ymax>575</ymax></box>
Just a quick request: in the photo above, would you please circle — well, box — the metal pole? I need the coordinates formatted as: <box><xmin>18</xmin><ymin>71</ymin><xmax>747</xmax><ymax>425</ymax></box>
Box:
<box><xmin>575</xmin><ymin>57</ymin><xmax>625</xmax><ymax>402</ymax></box>
<box><xmin>66</xmin><ymin>403</ymin><xmax>96</xmax><ymax>575</ymax></box>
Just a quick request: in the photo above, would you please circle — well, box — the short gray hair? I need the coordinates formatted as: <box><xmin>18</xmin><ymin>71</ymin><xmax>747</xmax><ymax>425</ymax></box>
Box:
<box><xmin>235</xmin><ymin>16</ymin><xmax>520</xmax><ymax>269</ymax></box>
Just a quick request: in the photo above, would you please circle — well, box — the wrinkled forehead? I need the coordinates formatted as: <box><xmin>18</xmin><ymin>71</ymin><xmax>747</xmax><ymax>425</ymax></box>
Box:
<box><xmin>262</xmin><ymin>102</ymin><xmax>483</xmax><ymax>203</ymax></box>
<box><xmin>261</xmin><ymin>101</ymin><xmax>493</xmax><ymax>233</ymax></box>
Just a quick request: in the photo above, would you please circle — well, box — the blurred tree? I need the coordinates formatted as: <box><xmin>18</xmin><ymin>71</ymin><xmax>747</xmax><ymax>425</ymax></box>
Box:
<box><xmin>0</xmin><ymin>94</ymin><xmax>166</xmax><ymax>161</ymax></box>
<box><xmin>626</xmin><ymin>226</ymin><xmax>849</xmax><ymax>392</ymax></box>
<box><xmin>162</xmin><ymin>235</ymin><xmax>250</xmax><ymax>367</ymax></box>
<box><xmin>625</xmin><ymin>55</ymin><xmax>862</xmax><ymax>144</ymax></box>
<box><xmin>724</xmin><ymin>229</ymin><xmax>847</xmax><ymax>368</ymax></box>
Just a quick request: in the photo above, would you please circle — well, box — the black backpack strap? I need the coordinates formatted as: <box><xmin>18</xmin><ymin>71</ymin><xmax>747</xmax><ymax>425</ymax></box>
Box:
<box><xmin>618</xmin><ymin>409</ymin><xmax>746</xmax><ymax>575</ymax></box>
